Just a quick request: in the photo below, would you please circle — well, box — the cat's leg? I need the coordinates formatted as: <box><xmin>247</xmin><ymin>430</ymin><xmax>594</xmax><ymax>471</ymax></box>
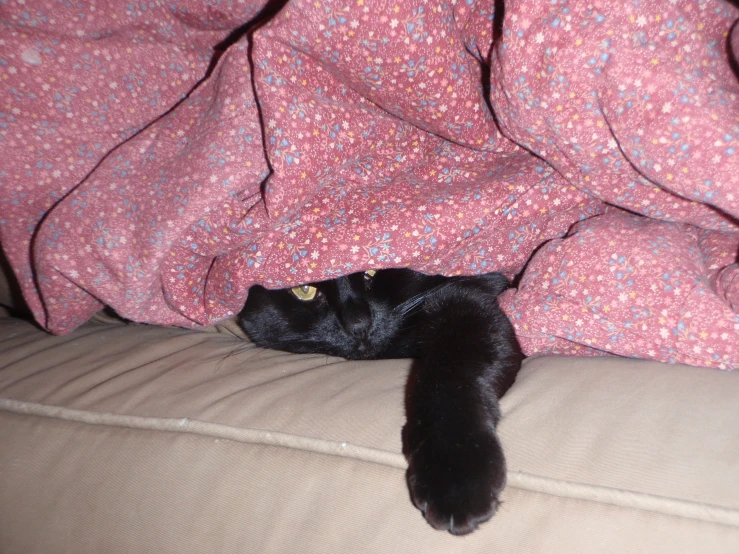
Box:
<box><xmin>402</xmin><ymin>281</ymin><xmax>522</xmax><ymax>535</ymax></box>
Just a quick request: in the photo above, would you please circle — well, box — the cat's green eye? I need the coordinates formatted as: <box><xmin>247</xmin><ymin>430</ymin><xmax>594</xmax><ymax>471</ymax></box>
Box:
<box><xmin>291</xmin><ymin>285</ymin><xmax>318</xmax><ymax>301</ymax></box>
<box><xmin>364</xmin><ymin>269</ymin><xmax>376</xmax><ymax>280</ymax></box>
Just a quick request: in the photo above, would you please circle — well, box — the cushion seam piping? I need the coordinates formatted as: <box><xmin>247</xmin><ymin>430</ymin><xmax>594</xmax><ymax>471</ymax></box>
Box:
<box><xmin>1</xmin><ymin>397</ymin><xmax>737</xmax><ymax>528</ymax></box>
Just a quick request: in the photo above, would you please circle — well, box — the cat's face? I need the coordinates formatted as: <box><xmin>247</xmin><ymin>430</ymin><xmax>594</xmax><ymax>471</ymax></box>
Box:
<box><xmin>239</xmin><ymin>269</ymin><xmax>441</xmax><ymax>360</ymax></box>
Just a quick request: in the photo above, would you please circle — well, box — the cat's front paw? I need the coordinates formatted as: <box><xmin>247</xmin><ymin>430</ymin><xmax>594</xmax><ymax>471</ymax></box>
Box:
<box><xmin>403</xmin><ymin>425</ymin><xmax>506</xmax><ymax>535</ymax></box>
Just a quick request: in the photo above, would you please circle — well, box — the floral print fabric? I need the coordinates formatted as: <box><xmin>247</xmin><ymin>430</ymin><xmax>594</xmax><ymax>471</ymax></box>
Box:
<box><xmin>1</xmin><ymin>0</ymin><xmax>738</xmax><ymax>368</ymax></box>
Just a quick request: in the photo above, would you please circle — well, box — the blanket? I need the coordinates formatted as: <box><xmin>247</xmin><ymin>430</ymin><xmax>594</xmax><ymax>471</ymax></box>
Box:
<box><xmin>2</xmin><ymin>0</ymin><xmax>739</xmax><ymax>369</ymax></box>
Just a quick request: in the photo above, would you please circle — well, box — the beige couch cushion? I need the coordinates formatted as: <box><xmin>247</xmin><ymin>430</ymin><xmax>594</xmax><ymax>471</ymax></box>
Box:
<box><xmin>1</xmin><ymin>315</ymin><xmax>738</xmax><ymax>553</ymax></box>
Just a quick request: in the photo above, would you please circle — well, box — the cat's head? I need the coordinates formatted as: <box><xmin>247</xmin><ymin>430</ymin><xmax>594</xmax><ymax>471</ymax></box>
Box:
<box><xmin>238</xmin><ymin>269</ymin><xmax>433</xmax><ymax>360</ymax></box>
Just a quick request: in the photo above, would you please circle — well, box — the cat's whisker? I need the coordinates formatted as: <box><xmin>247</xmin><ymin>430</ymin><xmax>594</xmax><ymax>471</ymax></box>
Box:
<box><xmin>394</xmin><ymin>283</ymin><xmax>448</xmax><ymax>318</ymax></box>
<box><xmin>216</xmin><ymin>340</ymin><xmax>258</xmax><ymax>372</ymax></box>
<box><xmin>394</xmin><ymin>294</ymin><xmax>427</xmax><ymax>317</ymax></box>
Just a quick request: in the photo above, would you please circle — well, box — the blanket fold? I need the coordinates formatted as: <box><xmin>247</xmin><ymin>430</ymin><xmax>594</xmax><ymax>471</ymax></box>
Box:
<box><xmin>2</xmin><ymin>0</ymin><xmax>739</xmax><ymax>368</ymax></box>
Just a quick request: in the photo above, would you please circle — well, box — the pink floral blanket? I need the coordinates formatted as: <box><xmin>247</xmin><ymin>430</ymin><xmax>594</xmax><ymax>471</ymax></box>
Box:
<box><xmin>2</xmin><ymin>0</ymin><xmax>739</xmax><ymax>369</ymax></box>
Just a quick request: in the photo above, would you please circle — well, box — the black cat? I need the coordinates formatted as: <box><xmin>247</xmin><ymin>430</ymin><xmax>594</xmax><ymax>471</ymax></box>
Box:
<box><xmin>238</xmin><ymin>268</ymin><xmax>523</xmax><ymax>535</ymax></box>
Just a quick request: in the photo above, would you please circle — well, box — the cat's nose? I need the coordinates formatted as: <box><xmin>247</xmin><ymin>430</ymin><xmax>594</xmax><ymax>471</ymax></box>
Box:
<box><xmin>344</xmin><ymin>314</ymin><xmax>370</xmax><ymax>339</ymax></box>
<box><xmin>340</xmin><ymin>302</ymin><xmax>371</xmax><ymax>339</ymax></box>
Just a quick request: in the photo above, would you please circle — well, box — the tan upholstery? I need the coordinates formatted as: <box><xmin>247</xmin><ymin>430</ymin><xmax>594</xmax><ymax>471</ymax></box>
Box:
<box><xmin>1</xmin><ymin>312</ymin><xmax>738</xmax><ymax>553</ymax></box>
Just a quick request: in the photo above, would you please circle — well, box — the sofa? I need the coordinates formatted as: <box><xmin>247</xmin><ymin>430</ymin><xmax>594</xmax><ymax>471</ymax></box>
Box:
<box><xmin>1</xmin><ymin>263</ymin><xmax>739</xmax><ymax>554</ymax></box>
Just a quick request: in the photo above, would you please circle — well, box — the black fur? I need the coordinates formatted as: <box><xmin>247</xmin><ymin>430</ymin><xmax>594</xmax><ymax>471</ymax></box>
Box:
<box><xmin>238</xmin><ymin>268</ymin><xmax>523</xmax><ymax>535</ymax></box>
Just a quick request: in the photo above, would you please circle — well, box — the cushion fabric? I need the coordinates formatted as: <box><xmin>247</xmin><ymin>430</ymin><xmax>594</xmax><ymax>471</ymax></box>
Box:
<box><xmin>1</xmin><ymin>315</ymin><xmax>738</xmax><ymax>553</ymax></box>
